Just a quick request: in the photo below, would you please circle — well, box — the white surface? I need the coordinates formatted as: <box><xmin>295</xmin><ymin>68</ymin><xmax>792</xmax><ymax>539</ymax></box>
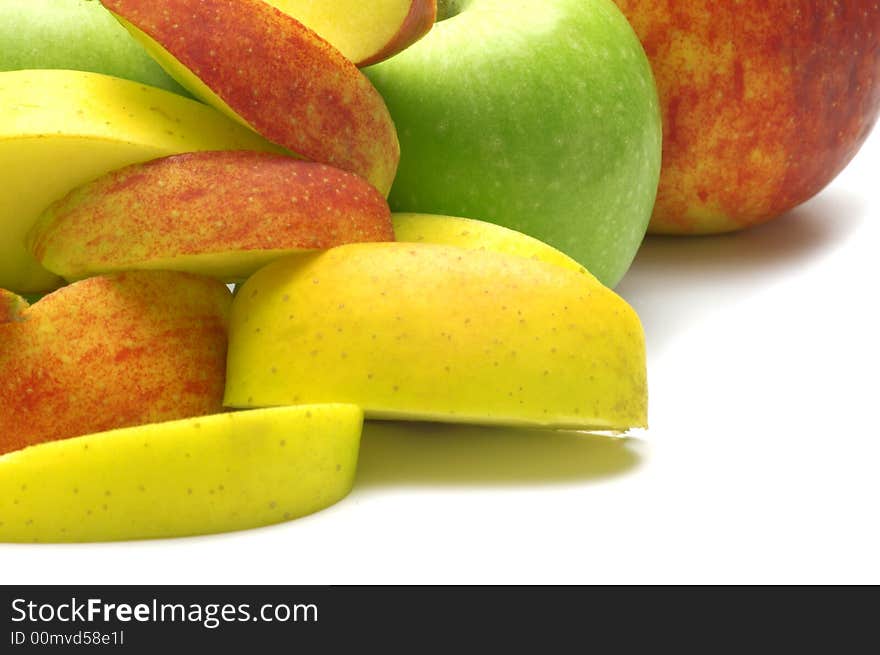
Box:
<box><xmin>4</xmin><ymin>129</ymin><xmax>879</xmax><ymax>586</ymax></box>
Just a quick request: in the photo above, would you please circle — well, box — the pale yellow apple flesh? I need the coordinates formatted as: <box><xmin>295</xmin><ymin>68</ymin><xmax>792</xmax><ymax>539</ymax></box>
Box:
<box><xmin>0</xmin><ymin>271</ymin><xmax>232</xmax><ymax>456</ymax></box>
<box><xmin>225</xmin><ymin>243</ymin><xmax>647</xmax><ymax>431</ymax></box>
<box><xmin>0</xmin><ymin>69</ymin><xmax>280</xmax><ymax>294</ymax></box>
<box><xmin>0</xmin><ymin>404</ymin><xmax>363</xmax><ymax>542</ymax></box>
<box><xmin>102</xmin><ymin>0</ymin><xmax>400</xmax><ymax>195</ymax></box>
<box><xmin>28</xmin><ymin>151</ymin><xmax>395</xmax><ymax>283</ymax></box>
<box><xmin>392</xmin><ymin>212</ymin><xmax>589</xmax><ymax>275</ymax></box>
<box><xmin>265</xmin><ymin>0</ymin><xmax>437</xmax><ymax>66</ymax></box>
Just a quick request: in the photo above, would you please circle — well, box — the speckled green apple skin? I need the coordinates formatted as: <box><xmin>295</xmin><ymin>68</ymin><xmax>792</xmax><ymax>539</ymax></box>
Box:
<box><xmin>366</xmin><ymin>0</ymin><xmax>661</xmax><ymax>286</ymax></box>
<box><xmin>0</xmin><ymin>0</ymin><xmax>188</xmax><ymax>96</ymax></box>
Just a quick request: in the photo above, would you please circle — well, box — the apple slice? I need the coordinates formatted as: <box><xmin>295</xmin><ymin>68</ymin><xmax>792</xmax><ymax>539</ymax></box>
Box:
<box><xmin>28</xmin><ymin>151</ymin><xmax>395</xmax><ymax>283</ymax></box>
<box><xmin>0</xmin><ymin>289</ymin><xmax>27</xmax><ymax>324</ymax></box>
<box><xmin>392</xmin><ymin>212</ymin><xmax>589</xmax><ymax>274</ymax></box>
<box><xmin>265</xmin><ymin>0</ymin><xmax>437</xmax><ymax>67</ymax></box>
<box><xmin>0</xmin><ymin>404</ymin><xmax>362</xmax><ymax>542</ymax></box>
<box><xmin>102</xmin><ymin>0</ymin><xmax>400</xmax><ymax>195</ymax></box>
<box><xmin>225</xmin><ymin>243</ymin><xmax>647</xmax><ymax>431</ymax></box>
<box><xmin>0</xmin><ymin>69</ymin><xmax>281</xmax><ymax>294</ymax></box>
<box><xmin>0</xmin><ymin>271</ymin><xmax>232</xmax><ymax>456</ymax></box>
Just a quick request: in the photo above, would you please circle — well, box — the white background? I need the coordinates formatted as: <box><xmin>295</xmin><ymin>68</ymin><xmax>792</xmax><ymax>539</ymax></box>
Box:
<box><xmin>4</xmin><ymin>125</ymin><xmax>879</xmax><ymax>585</ymax></box>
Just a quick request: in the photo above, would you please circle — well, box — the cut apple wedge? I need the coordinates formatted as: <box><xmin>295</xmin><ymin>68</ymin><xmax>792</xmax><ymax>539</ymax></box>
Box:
<box><xmin>102</xmin><ymin>0</ymin><xmax>400</xmax><ymax>195</ymax></box>
<box><xmin>265</xmin><ymin>0</ymin><xmax>437</xmax><ymax>67</ymax></box>
<box><xmin>392</xmin><ymin>212</ymin><xmax>589</xmax><ymax>275</ymax></box>
<box><xmin>0</xmin><ymin>404</ymin><xmax>363</xmax><ymax>542</ymax></box>
<box><xmin>0</xmin><ymin>271</ymin><xmax>232</xmax><ymax>456</ymax></box>
<box><xmin>0</xmin><ymin>69</ymin><xmax>281</xmax><ymax>294</ymax></box>
<box><xmin>225</xmin><ymin>243</ymin><xmax>647</xmax><ymax>431</ymax></box>
<box><xmin>28</xmin><ymin>152</ymin><xmax>395</xmax><ymax>283</ymax></box>
<box><xmin>0</xmin><ymin>289</ymin><xmax>27</xmax><ymax>323</ymax></box>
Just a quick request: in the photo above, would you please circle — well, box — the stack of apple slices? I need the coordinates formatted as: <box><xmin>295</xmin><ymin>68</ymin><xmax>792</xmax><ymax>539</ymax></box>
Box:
<box><xmin>0</xmin><ymin>0</ymin><xmax>647</xmax><ymax>542</ymax></box>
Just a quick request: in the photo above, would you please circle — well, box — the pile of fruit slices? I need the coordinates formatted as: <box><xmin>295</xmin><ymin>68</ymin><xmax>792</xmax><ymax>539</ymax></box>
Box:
<box><xmin>0</xmin><ymin>0</ymin><xmax>647</xmax><ymax>542</ymax></box>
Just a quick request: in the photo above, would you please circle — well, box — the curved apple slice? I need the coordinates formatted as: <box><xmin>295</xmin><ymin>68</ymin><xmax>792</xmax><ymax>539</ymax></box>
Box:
<box><xmin>0</xmin><ymin>404</ymin><xmax>362</xmax><ymax>543</ymax></box>
<box><xmin>0</xmin><ymin>271</ymin><xmax>231</xmax><ymax>456</ymax></box>
<box><xmin>102</xmin><ymin>0</ymin><xmax>400</xmax><ymax>195</ymax></box>
<box><xmin>225</xmin><ymin>243</ymin><xmax>647</xmax><ymax>431</ymax></box>
<box><xmin>0</xmin><ymin>69</ymin><xmax>280</xmax><ymax>294</ymax></box>
<box><xmin>265</xmin><ymin>0</ymin><xmax>437</xmax><ymax>67</ymax></box>
<box><xmin>392</xmin><ymin>212</ymin><xmax>590</xmax><ymax>275</ymax></box>
<box><xmin>0</xmin><ymin>289</ymin><xmax>27</xmax><ymax>323</ymax></box>
<box><xmin>29</xmin><ymin>152</ymin><xmax>394</xmax><ymax>283</ymax></box>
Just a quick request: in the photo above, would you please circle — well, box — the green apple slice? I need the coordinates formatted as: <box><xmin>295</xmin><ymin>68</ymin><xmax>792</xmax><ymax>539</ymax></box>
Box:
<box><xmin>0</xmin><ymin>404</ymin><xmax>363</xmax><ymax>543</ymax></box>
<box><xmin>225</xmin><ymin>242</ymin><xmax>647</xmax><ymax>431</ymax></box>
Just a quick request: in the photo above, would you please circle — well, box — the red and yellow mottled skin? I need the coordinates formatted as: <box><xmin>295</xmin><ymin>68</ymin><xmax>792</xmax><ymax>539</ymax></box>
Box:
<box><xmin>29</xmin><ymin>151</ymin><xmax>394</xmax><ymax>277</ymax></box>
<box><xmin>101</xmin><ymin>0</ymin><xmax>400</xmax><ymax>195</ymax></box>
<box><xmin>0</xmin><ymin>272</ymin><xmax>230</xmax><ymax>455</ymax></box>
<box><xmin>614</xmin><ymin>0</ymin><xmax>880</xmax><ymax>233</ymax></box>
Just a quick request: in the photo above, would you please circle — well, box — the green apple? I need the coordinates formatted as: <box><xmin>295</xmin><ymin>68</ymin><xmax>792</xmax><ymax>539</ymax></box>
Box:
<box><xmin>0</xmin><ymin>0</ymin><xmax>188</xmax><ymax>96</ymax></box>
<box><xmin>366</xmin><ymin>0</ymin><xmax>661</xmax><ymax>286</ymax></box>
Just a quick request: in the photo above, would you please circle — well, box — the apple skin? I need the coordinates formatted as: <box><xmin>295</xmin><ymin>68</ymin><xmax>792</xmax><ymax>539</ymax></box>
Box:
<box><xmin>0</xmin><ymin>404</ymin><xmax>362</xmax><ymax>542</ymax></box>
<box><xmin>102</xmin><ymin>0</ymin><xmax>401</xmax><ymax>196</ymax></box>
<box><xmin>614</xmin><ymin>0</ymin><xmax>880</xmax><ymax>234</ymax></box>
<box><xmin>265</xmin><ymin>0</ymin><xmax>437</xmax><ymax>67</ymax></box>
<box><xmin>225</xmin><ymin>242</ymin><xmax>647</xmax><ymax>431</ymax></box>
<box><xmin>365</xmin><ymin>0</ymin><xmax>662</xmax><ymax>287</ymax></box>
<box><xmin>28</xmin><ymin>151</ymin><xmax>394</xmax><ymax>283</ymax></box>
<box><xmin>0</xmin><ymin>0</ymin><xmax>188</xmax><ymax>96</ymax></box>
<box><xmin>0</xmin><ymin>271</ymin><xmax>232</xmax><ymax>456</ymax></box>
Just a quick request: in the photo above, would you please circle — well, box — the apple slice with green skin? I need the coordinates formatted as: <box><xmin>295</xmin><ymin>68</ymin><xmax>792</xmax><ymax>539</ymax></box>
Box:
<box><xmin>28</xmin><ymin>152</ymin><xmax>395</xmax><ymax>284</ymax></box>
<box><xmin>0</xmin><ymin>0</ymin><xmax>189</xmax><ymax>96</ymax></box>
<box><xmin>102</xmin><ymin>0</ymin><xmax>400</xmax><ymax>196</ymax></box>
<box><xmin>265</xmin><ymin>0</ymin><xmax>437</xmax><ymax>67</ymax></box>
<box><xmin>0</xmin><ymin>271</ymin><xmax>232</xmax><ymax>457</ymax></box>
<box><xmin>0</xmin><ymin>69</ymin><xmax>281</xmax><ymax>295</ymax></box>
<box><xmin>0</xmin><ymin>404</ymin><xmax>362</xmax><ymax>542</ymax></box>
<box><xmin>225</xmin><ymin>243</ymin><xmax>647</xmax><ymax>431</ymax></box>
<box><xmin>392</xmin><ymin>212</ymin><xmax>588</xmax><ymax>275</ymax></box>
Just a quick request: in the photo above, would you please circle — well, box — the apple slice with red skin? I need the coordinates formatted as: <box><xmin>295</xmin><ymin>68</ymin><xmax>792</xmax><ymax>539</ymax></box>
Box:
<box><xmin>0</xmin><ymin>289</ymin><xmax>27</xmax><ymax>323</ymax></box>
<box><xmin>265</xmin><ymin>0</ymin><xmax>437</xmax><ymax>67</ymax></box>
<box><xmin>28</xmin><ymin>151</ymin><xmax>395</xmax><ymax>283</ymax></box>
<box><xmin>101</xmin><ymin>0</ymin><xmax>400</xmax><ymax>195</ymax></box>
<box><xmin>0</xmin><ymin>271</ymin><xmax>231</xmax><ymax>456</ymax></box>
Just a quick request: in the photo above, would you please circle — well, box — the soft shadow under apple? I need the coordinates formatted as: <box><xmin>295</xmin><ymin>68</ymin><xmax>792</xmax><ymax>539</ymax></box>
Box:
<box><xmin>616</xmin><ymin>189</ymin><xmax>866</xmax><ymax>355</ymax></box>
<box><xmin>355</xmin><ymin>421</ymin><xmax>642</xmax><ymax>489</ymax></box>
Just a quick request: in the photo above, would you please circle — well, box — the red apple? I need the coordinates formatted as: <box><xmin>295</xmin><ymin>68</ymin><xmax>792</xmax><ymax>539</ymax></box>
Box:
<box><xmin>614</xmin><ymin>0</ymin><xmax>880</xmax><ymax>233</ymax></box>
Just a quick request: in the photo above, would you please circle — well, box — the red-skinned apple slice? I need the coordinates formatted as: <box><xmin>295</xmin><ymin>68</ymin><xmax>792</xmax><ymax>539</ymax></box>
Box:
<box><xmin>0</xmin><ymin>289</ymin><xmax>27</xmax><ymax>323</ymax></box>
<box><xmin>265</xmin><ymin>0</ymin><xmax>437</xmax><ymax>67</ymax></box>
<box><xmin>28</xmin><ymin>151</ymin><xmax>395</xmax><ymax>283</ymax></box>
<box><xmin>0</xmin><ymin>271</ymin><xmax>231</xmax><ymax>456</ymax></box>
<box><xmin>101</xmin><ymin>0</ymin><xmax>400</xmax><ymax>195</ymax></box>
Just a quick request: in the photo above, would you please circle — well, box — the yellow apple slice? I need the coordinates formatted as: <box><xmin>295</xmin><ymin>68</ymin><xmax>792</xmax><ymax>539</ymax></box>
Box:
<box><xmin>102</xmin><ymin>0</ymin><xmax>400</xmax><ymax>195</ymax></box>
<box><xmin>225</xmin><ymin>243</ymin><xmax>647</xmax><ymax>431</ymax></box>
<box><xmin>392</xmin><ymin>212</ymin><xmax>589</xmax><ymax>274</ymax></box>
<box><xmin>265</xmin><ymin>0</ymin><xmax>437</xmax><ymax>67</ymax></box>
<box><xmin>0</xmin><ymin>404</ymin><xmax>363</xmax><ymax>542</ymax></box>
<box><xmin>0</xmin><ymin>272</ymin><xmax>231</xmax><ymax>456</ymax></box>
<box><xmin>28</xmin><ymin>151</ymin><xmax>395</xmax><ymax>283</ymax></box>
<box><xmin>0</xmin><ymin>69</ymin><xmax>281</xmax><ymax>294</ymax></box>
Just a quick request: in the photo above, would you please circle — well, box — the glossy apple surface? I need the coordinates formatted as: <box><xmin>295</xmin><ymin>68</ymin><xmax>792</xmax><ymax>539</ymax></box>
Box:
<box><xmin>365</xmin><ymin>0</ymin><xmax>661</xmax><ymax>286</ymax></box>
<box><xmin>614</xmin><ymin>0</ymin><xmax>880</xmax><ymax>233</ymax></box>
